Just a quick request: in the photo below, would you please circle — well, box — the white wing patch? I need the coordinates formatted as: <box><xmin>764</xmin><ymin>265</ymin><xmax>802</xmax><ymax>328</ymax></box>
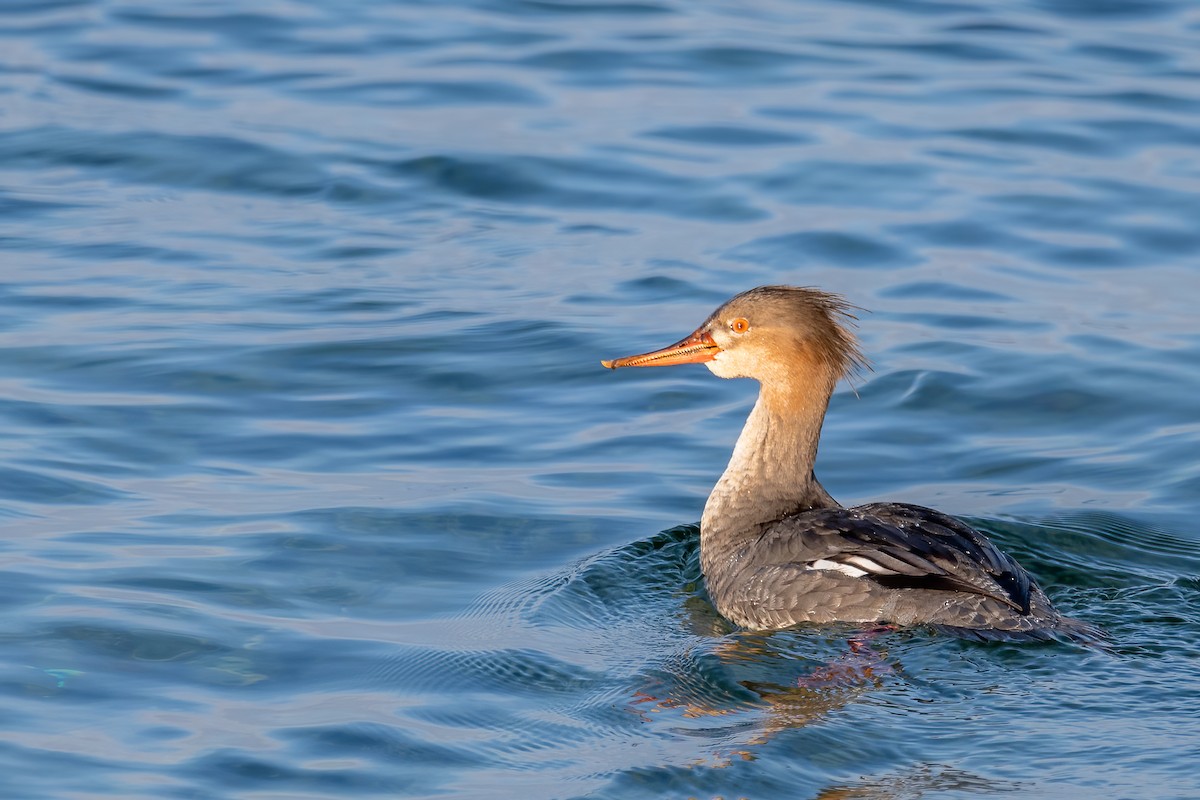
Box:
<box><xmin>810</xmin><ymin>554</ymin><xmax>905</xmax><ymax>578</ymax></box>
<box><xmin>810</xmin><ymin>558</ymin><xmax>868</xmax><ymax>578</ymax></box>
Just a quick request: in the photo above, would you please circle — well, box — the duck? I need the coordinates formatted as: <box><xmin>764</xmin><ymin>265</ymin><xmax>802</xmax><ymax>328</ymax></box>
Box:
<box><xmin>602</xmin><ymin>285</ymin><xmax>1091</xmax><ymax>640</ymax></box>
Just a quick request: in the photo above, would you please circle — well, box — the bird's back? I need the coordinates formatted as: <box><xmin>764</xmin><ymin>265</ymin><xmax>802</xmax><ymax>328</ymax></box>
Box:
<box><xmin>706</xmin><ymin>502</ymin><xmax>1092</xmax><ymax>640</ymax></box>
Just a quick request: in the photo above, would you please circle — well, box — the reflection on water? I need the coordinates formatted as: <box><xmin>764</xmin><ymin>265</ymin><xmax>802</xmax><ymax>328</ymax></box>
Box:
<box><xmin>816</xmin><ymin>764</ymin><xmax>1021</xmax><ymax>800</ymax></box>
<box><xmin>1</xmin><ymin>0</ymin><xmax>1199</xmax><ymax>797</ymax></box>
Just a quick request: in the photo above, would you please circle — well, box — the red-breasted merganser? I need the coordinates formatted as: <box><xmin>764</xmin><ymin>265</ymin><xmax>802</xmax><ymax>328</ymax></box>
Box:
<box><xmin>602</xmin><ymin>285</ymin><xmax>1091</xmax><ymax>640</ymax></box>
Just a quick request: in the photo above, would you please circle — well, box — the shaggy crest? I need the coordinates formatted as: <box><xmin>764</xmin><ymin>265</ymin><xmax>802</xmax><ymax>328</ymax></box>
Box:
<box><xmin>713</xmin><ymin>285</ymin><xmax>869</xmax><ymax>381</ymax></box>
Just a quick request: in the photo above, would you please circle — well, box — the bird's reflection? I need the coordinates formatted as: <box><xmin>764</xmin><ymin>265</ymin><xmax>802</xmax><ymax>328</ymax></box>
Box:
<box><xmin>628</xmin><ymin>630</ymin><xmax>1016</xmax><ymax>797</ymax></box>
<box><xmin>630</xmin><ymin>622</ymin><xmax>899</xmax><ymax>757</ymax></box>
<box><xmin>812</xmin><ymin>762</ymin><xmax>1020</xmax><ymax>799</ymax></box>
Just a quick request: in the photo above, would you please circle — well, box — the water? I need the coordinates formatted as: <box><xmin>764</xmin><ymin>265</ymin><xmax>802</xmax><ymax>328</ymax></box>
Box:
<box><xmin>1</xmin><ymin>0</ymin><xmax>1199</xmax><ymax>797</ymax></box>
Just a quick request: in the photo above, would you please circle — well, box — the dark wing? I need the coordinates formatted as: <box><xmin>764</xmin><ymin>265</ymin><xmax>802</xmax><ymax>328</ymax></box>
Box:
<box><xmin>756</xmin><ymin>502</ymin><xmax>1035</xmax><ymax>614</ymax></box>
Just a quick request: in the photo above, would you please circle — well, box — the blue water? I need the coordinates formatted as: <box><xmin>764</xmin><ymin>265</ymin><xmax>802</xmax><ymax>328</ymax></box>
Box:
<box><xmin>2</xmin><ymin>0</ymin><xmax>1199</xmax><ymax>797</ymax></box>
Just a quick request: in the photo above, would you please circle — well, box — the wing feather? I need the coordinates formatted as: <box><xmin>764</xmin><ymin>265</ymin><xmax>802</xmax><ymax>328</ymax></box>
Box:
<box><xmin>757</xmin><ymin>502</ymin><xmax>1034</xmax><ymax>614</ymax></box>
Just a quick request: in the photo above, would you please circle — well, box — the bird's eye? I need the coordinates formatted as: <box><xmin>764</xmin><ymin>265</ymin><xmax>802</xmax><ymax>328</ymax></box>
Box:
<box><xmin>730</xmin><ymin>318</ymin><xmax>750</xmax><ymax>334</ymax></box>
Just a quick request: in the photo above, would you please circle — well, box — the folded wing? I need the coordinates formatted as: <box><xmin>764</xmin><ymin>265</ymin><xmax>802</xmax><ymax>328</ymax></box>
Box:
<box><xmin>755</xmin><ymin>502</ymin><xmax>1034</xmax><ymax>614</ymax></box>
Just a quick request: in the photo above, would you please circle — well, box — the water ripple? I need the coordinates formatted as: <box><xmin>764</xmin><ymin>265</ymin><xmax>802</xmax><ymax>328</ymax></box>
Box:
<box><xmin>2</xmin><ymin>0</ymin><xmax>1199</xmax><ymax>797</ymax></box>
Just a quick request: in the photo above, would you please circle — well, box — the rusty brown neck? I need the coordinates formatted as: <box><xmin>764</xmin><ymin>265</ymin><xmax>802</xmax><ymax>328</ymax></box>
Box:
<box><xmin>699</xmin><ymin>370</ymin><xmax>840</xmax><ymax>580</ymax></box>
